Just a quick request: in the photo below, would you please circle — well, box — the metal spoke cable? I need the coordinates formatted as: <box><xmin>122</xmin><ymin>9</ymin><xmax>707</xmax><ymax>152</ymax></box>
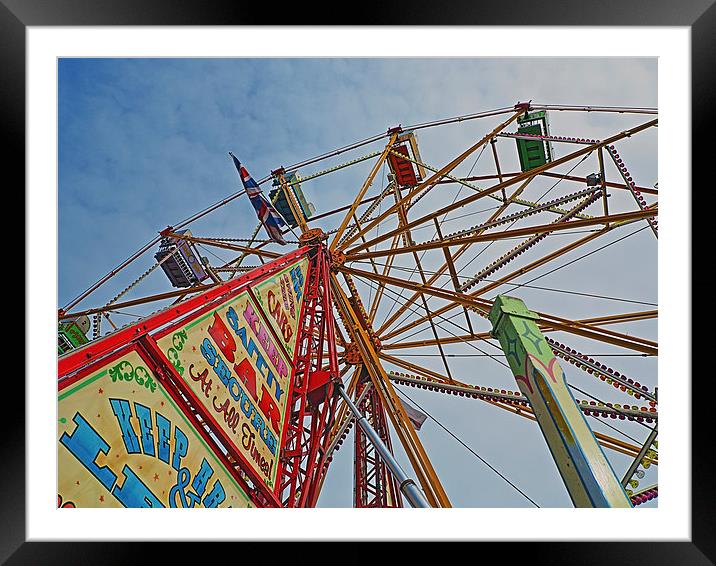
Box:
<box><xmin>367</xmin><ymin>160</ymin><xmax>386</xmax><ymax>308</ymax></box>
<box><xmin>351</xmin><ymin>260</ymin><xmax>656</xmax><ymax>307</ymax></box>
<box><xmin>384</xmin><ymin>152</ymin><xmax>588</xmax><ymax>333</ymax></box>
<box><xmin>395</xmin><ymin>389</ymin><xmax>541</xmax><ymax>507</ymax></box>
<box><xmin>196</xmin><ymin>243</ymin><xmax>231</xmax><ymax>265</ymax></box>
<box><xmin>109</xmin><ymin>309</ymin><xmax>146</xmax><ymax>318</ymax></box>
<box><xmin>392</xmin><ymin>310</ymin><xmax>468</xmax><ymax>344</ymax></box>
<box><xmin>456</xmin><ymin>152</ymin><xmax>593</xmax><ymax>278</ymax></box>
<box><xmin>379</xmin><ymin>145</ymin><xmax>488</xmax><ymax>330</ymax></box>
<box><xmin>534</xmin><ymin>152</ymin><xmax>592</xmax><ymax>203</ymax></box>
<box><xmin>496</xmin><ymin>226</ymin><xmax>651</xmax><ymax>296</ymax></box>
<box><xmin>584</xmin><ymin>411</ymin><xmax>643</xmax><ymax>445</ymax></box>
<box><xmin>354</xmin><ymin>274</ymin><xmax>509</xmax><ymax>369</ymax></box>
<box><xmin>401</xmin><ymin>204</ymin><xmax>508</xmax><ymax>233</ymax></box>
<box><xmin>368</xmin><ymin>266</ymin><xmax>655</xmax><ymax>445</ymax></box>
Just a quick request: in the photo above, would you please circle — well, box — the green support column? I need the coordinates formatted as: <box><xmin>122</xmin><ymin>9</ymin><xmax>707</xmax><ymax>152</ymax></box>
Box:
<box><xmin>489</xmin><ymin>295</ymin><xmax>632</xmax><ymax>508</ymax></box>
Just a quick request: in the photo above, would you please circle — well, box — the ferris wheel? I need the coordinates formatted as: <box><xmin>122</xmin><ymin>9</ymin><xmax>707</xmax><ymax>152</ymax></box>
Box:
<box><xmin>57</xmin><ymin>102</ymin><xmax>658</xmax><ymax>509</ymax></box>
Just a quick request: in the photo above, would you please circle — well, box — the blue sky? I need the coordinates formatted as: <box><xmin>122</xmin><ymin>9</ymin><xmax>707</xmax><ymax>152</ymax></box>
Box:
<box><xmin>59</xmin><ymin>58</ymin><xmax>658</xmax><ymax>508</ymax></box>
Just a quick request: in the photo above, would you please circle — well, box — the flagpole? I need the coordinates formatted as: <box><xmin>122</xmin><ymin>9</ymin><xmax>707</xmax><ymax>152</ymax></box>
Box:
<box><xmin>228</xmin><ymin>152</ymin><xmax>301</xmax><ymax>243</ymax></box>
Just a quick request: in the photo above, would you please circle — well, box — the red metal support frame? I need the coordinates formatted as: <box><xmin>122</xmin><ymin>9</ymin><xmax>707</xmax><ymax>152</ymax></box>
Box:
<box><xmin>354</xmin><ymin>374</ymin><xmax>404</xmax><ymax>508</ymax></box>
<box><xmin>60</xmin><ymin>244</ymin><xmax>342</xmax><ymax>508</ymax></box>
<box><xmin>277</xmin><ymin>245</ymin><xmax>341</xmax><ymax>507</ymax></box>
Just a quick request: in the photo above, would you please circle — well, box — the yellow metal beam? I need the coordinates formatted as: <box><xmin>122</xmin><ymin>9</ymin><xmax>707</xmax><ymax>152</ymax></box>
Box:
<box><xmin>375</xmin><ymin>175</ymin><xmax>537</xmax><ymax>336</ymax></box>
<box><xmin>329</xmin><ymin>132</ymin><xmax>399</xmax><ymax>251</ymax></box>
<box><xmin>346</xmin><ymin>207</ymin><xmax>658</xmax><ymax>262</ymax></box>
<box><xmin>330</xmin><ymin>273</ymin><xmax>452</xmax><ymax>507</ymax></box>
<box><xmin>347</xmin><ymin>118</ymin><xmax>658</xmax><ymax>255</ymax></box>
<box><xmin>382</xmin><ymin>309</ymin><xmax>658</xmax><ymax>350</ymax></box>
<box><xmin>381</xmin><ymin>228</ymin><xmax>610</xmax><ymax>340</ymax></box>
<box><xmin>338</xmin><ymin>110</ymin><xmax>527</xmax><ymax>251</ymax></box>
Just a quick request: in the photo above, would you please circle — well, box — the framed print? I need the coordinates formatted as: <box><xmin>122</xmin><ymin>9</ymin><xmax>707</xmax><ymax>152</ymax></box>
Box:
<box><xmin>8</xmin><ymin>0</ymin><xmax>707</xmax><ymax>562</ymax></box>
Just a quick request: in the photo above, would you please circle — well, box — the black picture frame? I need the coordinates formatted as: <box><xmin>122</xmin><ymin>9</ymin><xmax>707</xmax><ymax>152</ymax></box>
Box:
<box><xmin>7</xmin><ymin>1</ymin><xmax>705</xmax><ymax>562</ymax></box>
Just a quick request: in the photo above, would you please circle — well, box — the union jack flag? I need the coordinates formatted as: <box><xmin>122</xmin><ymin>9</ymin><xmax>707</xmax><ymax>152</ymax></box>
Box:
<box><xmin>229</xmin><ymin>153</ymin><xmax>286</xmax><ymax>245</ymax></box>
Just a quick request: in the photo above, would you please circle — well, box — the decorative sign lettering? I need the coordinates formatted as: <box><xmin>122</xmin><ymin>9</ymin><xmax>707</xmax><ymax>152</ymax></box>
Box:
<box><xmin>58</xmin><ymin>348</ymin><xmax>253</xmax><ymax>508</ymax></box>
<box><xmin>251</xmin><ymin>257</ymin><xmax>309</xmax><ymax>358</ymax></box>
<box><xmin>156</xmin><ymin>290</ymin><xmax>294</xmax><ymax>494</ymax></box>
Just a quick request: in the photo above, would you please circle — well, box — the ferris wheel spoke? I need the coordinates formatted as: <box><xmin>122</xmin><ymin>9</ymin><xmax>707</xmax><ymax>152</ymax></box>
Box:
<box><xmin>392</xmin><ymin>198</ymin><xmax>456</xmax><ymax>381</ymax></box>
<box><xmin>539</xmin><ymin>312</ymin><xmax>657</xmax><ymax>349</ymax></box>
<box><xmin>366</xmin><ymin>232</ymin><xmax>405</xmax><ymax>322</ymax></box>
<box><xmin>382</xmin><ymin>172</ymin><xmax>604</xmax><ymax>335</ymax></box>
<box><xmin>351</xmin><ymin>271</ymin><xmax>499</xmax><ymax>367</ymax></box>
<box><xmin>330</xmin><ymin>273</ymin><xmax>452</xmax><ymax>507</ymax></box>
<box><xmin>339</xmin><ymin>264</ymin><xmax>492</xmax><ymax>314</ymax></box>
<box><xmin>338</xmin><ymin>110</ymin><xmax>526</xmax><ymax>253</ymax></box>
<box><xmin>374</xmin><ymin>175</ymin><xmax>536</xmax><ymax>336</ymax></box>
<box><xmin>382</xmin><ymin>309</ymin><xmax>658</xmax><ymax>352</ymax></box>
<box><xmin>374</xmin><ymin>177</ymin><xmax>538</xmax><ymax>336</ymax></box>
<box><xmin>346</xmin><ymin>207</ymin><xmax>657</xmax><ymax>263</ymax></box>
<box><xmin>329</xmin><ymin>132</ymin><xmax>399</xmax><ymax>252</ymax></box>
<box><xmin>382</xmin><ymin>228</ymin><xmax>614</xmax><ymax>341</ymax></box>
<box><xmin>364</xmin><ymin>267</ymin><xmax>658</xmax><ymax>353</ymax></box>
<box><xmin>337</xmin><ymin>181</ymin><xmax>397</xmax><ymax>250</ymax></box>
<box><xmin>164</xmin><ymin>230</ymin><xmax>283</xmax><ymax>260</ymax></box>
<box><xmin>348</xmin><ymin>118</ymin><xmax>657</xmax><ymax>256</ymax></box>
<box><xmin>379</xmin><ymin>352</ymin><xmax>454</xmax><ymax>384</ymax></box>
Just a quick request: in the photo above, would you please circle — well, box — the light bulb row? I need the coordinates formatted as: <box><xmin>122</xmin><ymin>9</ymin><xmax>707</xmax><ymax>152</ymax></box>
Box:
<box><xmin>459</xmin><ymin>192</ymin><xmax>600</xmax><ymax>292</ymax></box>
<box><xmin>388</xmin><ymin>372</ymin><xmax>656</xmax><ymax>422</ymax></box>
<box><xmin>545</xmin><ymin>337</ymin><xmax>655</xmax><ymax>402</ymax></box>
<box><xmin>606</xmin><ymin>145</ymin><xmax>658</xmax><ymax>232</ymax></box>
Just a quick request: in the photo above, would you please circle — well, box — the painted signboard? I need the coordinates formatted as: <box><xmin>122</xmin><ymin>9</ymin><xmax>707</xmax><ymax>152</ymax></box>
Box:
<box><xmin>58</xmin><ymin>347</ymin><xmax>254</xmax><ymax>508</ymax></box>
<box><xmin>251</xmin><ymin>256</ymin><xmax>310</xmax><ymax>358</ymax></box>
<box><xmin>154</xmin><ymin>280</ymin><xmax>304</xmax><ymax>494</ymax></box>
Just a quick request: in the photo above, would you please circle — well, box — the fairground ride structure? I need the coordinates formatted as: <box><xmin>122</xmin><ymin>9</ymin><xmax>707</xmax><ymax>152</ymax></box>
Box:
<box><xmin>57</xmin><ymin>102</ymin><xmax>658</xmax><ymax>509</ymax></box>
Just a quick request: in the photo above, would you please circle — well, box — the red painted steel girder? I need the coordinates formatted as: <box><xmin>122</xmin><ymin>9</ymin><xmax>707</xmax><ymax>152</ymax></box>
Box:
<box><xmin>354</xmin><ymin>380</ymin><xmax>404</xmax><ymax>508</ymax></box>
